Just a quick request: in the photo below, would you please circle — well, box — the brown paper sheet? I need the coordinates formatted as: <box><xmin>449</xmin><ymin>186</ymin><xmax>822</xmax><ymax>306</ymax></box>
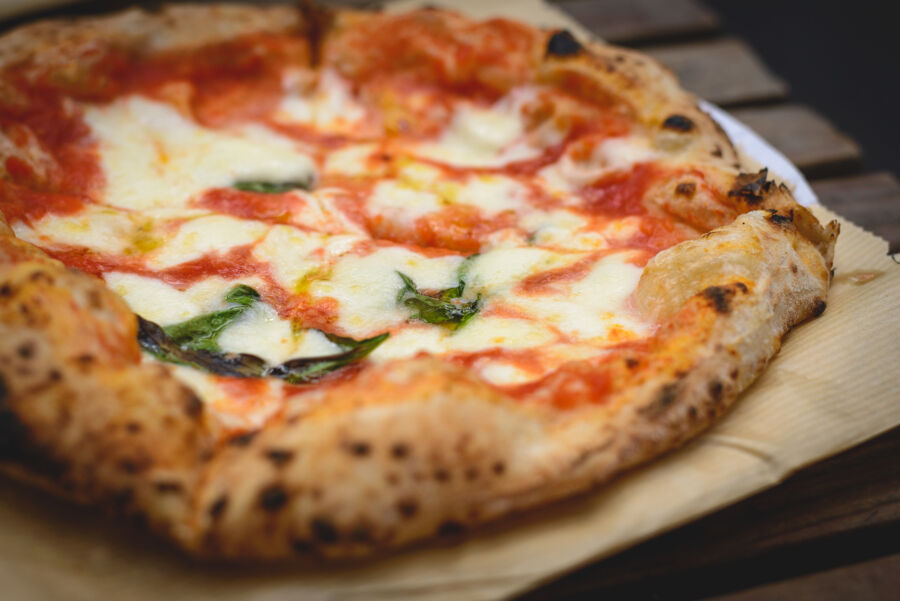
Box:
<box><xmin>3</xmin><ymin>2</ymin><xmax>900</xmax><ymax>600</ymax></box>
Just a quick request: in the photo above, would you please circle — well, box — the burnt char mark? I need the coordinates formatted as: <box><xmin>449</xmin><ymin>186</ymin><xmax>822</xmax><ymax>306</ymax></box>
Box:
<box><xmin>183</xmin><ymin>391</ymin><xmax>204</xmax><ymax>419</ymax></box>
<box><xmin>702</xmin><ymin>286</ymin><xmax>734</xmax><ymax>314</ymax></box>
<box><xmin>546</xmin><ymin>30</ymin><xmax>582</xmax><ymax>57</ymax></box>
<box><xmin>154</xmin><ymin>480</ymin><xmax>184</xmax><ymax>494</ymax></box>
<box><xmin>310</xmin><ymin>517</ymin><xmax>339</xmax><ymax>544</ymax></box>
<box><xmin>662</xmin><ymin>114</ymin><xmax>695</xmax><ymax>132</ymax></box>
<box><xmin>767</xmin><ymin>209</ymin><xmax>794</xmax><ymax>227</ymax></box>
<box><xmin>728</xmin><ymin>169</ymin><xmax>774</xmax><ymax>205</ymax></box>
<box><xmin>675</xmin><ymin>182</ymin><xmax>697</xmax><ymax>197</ymax></box>
<box><xmin>264</xmin><ymin>448</ymin><xmax>294</xmax><ymax>467</ymax></box>
<box><xmin>811</xmin><ymin>299</ymin><xmax>827</xmax><ymax>317</ymax></box>
<box><xmin>229</xmin><ymin>431</ymin><xmax>258</xmax><ymax>447</ymax></box>
<box><xmin>709</xmin><ymin>380</ymin><xmax>724</xmax><ymax>402</ymax></box>
<box><xmin>438</xmin><ymin>520</ymin><xmax>466</xmax><ymax>537</ymax></box>
<box><xmin>347</xmin><ymin>441</ymin><xmax>371</xmax><ymax>457</ymax></box>
<box><xmin>208</xmin><ymin>495</ymin><xmax>228</xmax><ymax>520</ymax></box>
<box><xmin>0</xmin><ymin>404</ymin><xmax>67</xmax><ymax>479</ymax></box>
<box><xmin>298</xmin><ymin>0</ymin><xmax>334</xmax><ymax>67</ymax></box>
<box><xmin>259</xmin><ymin>485</ymin><xmax>289</xmax><ymax>512</ymax></box>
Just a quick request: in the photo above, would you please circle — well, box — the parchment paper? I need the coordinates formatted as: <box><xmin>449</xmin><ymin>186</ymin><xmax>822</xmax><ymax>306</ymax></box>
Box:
<box><xmin>3</xmin><ymin>2</ymin><xmax>899</xmax><ymax>600</ymax></box>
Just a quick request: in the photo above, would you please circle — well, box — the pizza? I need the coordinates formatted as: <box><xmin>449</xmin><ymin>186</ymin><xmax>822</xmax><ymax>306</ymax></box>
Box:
<box><xmin>0</xmin><ymin>3</ymin><xmax>838</xmax><ymax>558</ymax></box>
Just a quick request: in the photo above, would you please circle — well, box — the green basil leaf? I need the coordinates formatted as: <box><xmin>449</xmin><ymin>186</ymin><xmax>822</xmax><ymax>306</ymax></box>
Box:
<box><xmin>162</xmin><ymin>285</ymin><xmax>260</xmax><ymax>353</ymax></box>
<box><xmin>396</xmin><ymin>271</ymin><xmax>481</xmax><ymax>329</ymax></box>
<box><xmin>233</xmin><ymin>179</ymin><xmax>312</xmax><ymax>194</ymax></box>
<box><xmin>265</xmin><ymin>332</ymin><xmax>389</xmax><ymax>384</ymax></box>
<box><xmin>138</xmin><ymin>316</ymin><xmax>268</xmax><ymax>378</ymax></box>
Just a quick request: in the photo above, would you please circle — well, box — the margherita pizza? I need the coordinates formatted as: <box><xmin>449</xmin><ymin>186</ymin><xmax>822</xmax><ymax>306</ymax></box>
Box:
<box><xmin>0</xmin><ymin>4</ymin><xmax>838</xmax><ymax>558</ymax></box>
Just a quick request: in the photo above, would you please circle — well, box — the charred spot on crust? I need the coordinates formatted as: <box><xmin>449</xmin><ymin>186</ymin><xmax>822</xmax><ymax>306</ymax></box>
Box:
<box><xmin>438</xmin><ymin>520</ymin><xmax>466</xmax><ymax>537</ymax></box>
<box><xmin>396</xmin><ymin>499</ymin><xmax>419</xmax><ymax>519</ymax></box>
<box><xmin>118</xmin><ymin>456</ymin><xmax>151</xmax><ymax>474</ymax></box>
<box><xmin>465</xmin><ymin>467</ymin><xmax>480</xmax><ymax>481</ymax></box>
<box><xmin>0</xmin><ymin>283</ymin><xmax>12</xmax><ymax>297</ymax></box>
<box><xmin>701</xmin><ymin>285</ymin><xmax>734</xmax><ymax>314</ymax></box>
<box><xmin>625</xmin><ymin>357</ymin><xmax>640</xmax><ymax>369</ymax></box>
<box><xmin>349</xmin><ymin>526</ymin><xmax>373</xmax><ymax>543</ymax></box>
<box><xmin>390</xmin><ymin>442</ymin><xmax>409</xmax><ymax>459</ymax></box>
<box><xmin>656</xmin><ymin>383</ymin><xmax>678</xmax><ymax>409</ymax></box>
<box><xmin>735</xmin><ymin>282</ymin><xmax>748</xmax><ymax>293</ymax></box>
<box><xmin>298</xmin><ymin>0</ymin><xmax>334</xmax><ymax>67</ymax></box>
<box><xmin>546</xmin><ymin>30</ymin><xmax>582</xmax><ymax>57</ymax></box>
<box><xmin>264</xmin><ymin>448</ymin><xmax>294</xmax><ymax>466</ymax></box>
<box><xmin>492</xmin><ymin>461</ymin><xmax>506</xmax><ymax>475</ymax></box>
<box><xmin>812</xmin><ymin>299</ymin><xmax>827</xmax><ymax>317</ymax></box>
<box><xmin>709</xmin><ymin>380</ymin><xmax>724</xmax><ymax>402</ymax></box>
<box><xmin>183</xmin><ymin>391</ymin><xmax>204</xmax><ymax>419</ymax></box>
<box><xmin>662</xmin><ymin>114</ymin><xmax>695</xmax><ymax>132</ymax></box>
<box><xmin>347</xmin><ymin>441</ymin><xmax>371</xmax><ymax>457</ymax></box>
<box><xmin>125</xmin><ymin>421</ymin><xmax>142</xmax><ymax>434</ymax></box>
<box><xmin>291</xmin><ymin>538</ymin><xmax>314</xmax><ymax>553</ymax></box>
<box><xmin>767</xmin><ymin>209</ymin><xmax>794</xmax><ymax>227</ymax></box>
<box><xmin>16</xmin><ymin>342</ymin><xmax>34</xmax><ymax>359</ymax></box>
<box><xmin>711</xmin><ymin>145</ymin><xmax>723</xmax><ymax>158</ymax></box>
<box><xmin>310</xmin><ymin>517</ymin><xmax>339</xmax><ymax>543</ymax></box>
<box><xmin>434</xmin><ymin>468</ymin><xmax>450</xmax><ymax>482</ymax></box>
<box><xmin>728</xmin><ymin>169</ymin><xmax>774</xmax><ymax>205</ymax></box>
<box><xmin>208</xmin><ymin>495</ymin><xmax>228</xmax><ymax>519</ymax></box>
<box><xmin>675</xmin><ymin>182</ymin><xmax>697</xmax><ymax>197</ymax></box>
<box><xmin>154</xmin><ymin>480</ymin><xmax>184</xmax><ymax>494</ymax></box>
<box><xmin>229</xmin><ymin>431</ymin><xmax>258</xmax><ymax>446</ymax></box>
<box><xmin>259</xmin><ymin>484</ymin><xmax>289</xmax><ymax>512</ymax></box>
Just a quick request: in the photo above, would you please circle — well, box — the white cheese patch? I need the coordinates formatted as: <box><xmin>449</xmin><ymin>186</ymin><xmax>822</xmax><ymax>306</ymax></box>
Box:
<box><xmin>86</xmin><ymin>96</ymin><xmax>316</xmax><ymax>210</ymax></box>
<box><xmin>368</xmin><ymin>179</ymin><xmax>445</xmax><ymax>224</ymax></box>
<box><xmin>217</xmin><ymin>302</ymin><xmax>300</xmax><ymax>365</ymax></box>
<box><xmin>275</xmin><ymin>68</ymin><xmax>366</xmax><ymax>130</ymax></box>
<box><xmin>414</xmin><ymin>88</ymin><xmax>544</xmax><ymax>167</ymax></box>
<box><xmin>252</xmin><ymin>226</ymin><xmax>364</xmax><ymax>292</ymax></box>
<box><xmin>465</xmin><ymin>247</ymin><xmax>579</xmax><ymax>295</ymax></box>
<box><xmin>444</xmin><ymin>315</ymin><xmax>556</xmax><ymax>352</ymax></box>
<box><xmin>12</xmin><ymin>206</ymin><xmax>140</xmax><ymax>255</ymax></box>
<box><xmin>310</xmin><ymin>247</ymin><xmax>463</xmax><ymax>337</ymax></box>
<box><xmin>103</xmin><ymin>272</ymin><xmax>242</xmax><ymax>325</ymax></box>
<box><xmin>538</xmin><ymin>134</ymin><xmax>660</xmax><ymax>195</ymax></box>
<box><xmin>504</xmin><ymin>252</ymin><xmax>647</xmax><ymax>341</ymax></box>
<box><xmin>323</xmin><ymin>143</ymin><xmax>379</xmax><ymax>177</ymax></box>
<box><xmin>147</xmin><ymin>215</ymin><xmax>269</xmax><ymax>269</ymax></box>
<box><xmin>454</xmin><ymin>175</ymin><xmax>529</xmax><ymax>216</ymax></box>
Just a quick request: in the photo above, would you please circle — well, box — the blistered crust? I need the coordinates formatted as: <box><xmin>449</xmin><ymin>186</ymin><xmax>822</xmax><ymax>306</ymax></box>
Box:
<box><xmin>0</xmin><ymin>5</ymin><xmax>838</xmax><ymax>558</ymax></box>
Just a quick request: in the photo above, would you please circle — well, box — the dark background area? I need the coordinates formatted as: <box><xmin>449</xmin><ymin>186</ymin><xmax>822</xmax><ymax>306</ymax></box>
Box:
<box><xmin>704</xmin><ymin>0</ymin><xmax>900</xmax><ymax>176</ymax></box>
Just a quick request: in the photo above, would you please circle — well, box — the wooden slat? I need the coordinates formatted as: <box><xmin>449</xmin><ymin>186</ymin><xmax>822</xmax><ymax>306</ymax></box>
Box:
<box><xmin>812</xmin><ymin>173</ymin><xmax>900</xmax><ymax>253</ymax></box>
<box><xmin>709</xmin><ymin>553</ymin><xmax>900</xmax><ymax>601</ymax></box>
<box><xmin>518</xmin><ymin>426</ymin><xmax>900</xmax><ymax>600</ymax></box>
<box><xmin>645</xmin><ymin>38</ymin><xmax>788</xmax><ymax>106</ymax></box>
<box><xmin>730</xmin><ymin>104</ymin><xmax>862</xmax><ymax>178</ymax></box>
<box><xmin>550</xmin><ymin>0</ymin><xmax>719</xmax><ymax>44</ymax></box>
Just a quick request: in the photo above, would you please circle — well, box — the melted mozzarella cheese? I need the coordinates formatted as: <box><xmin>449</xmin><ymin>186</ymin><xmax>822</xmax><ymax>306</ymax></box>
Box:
<box><xmin>147</xmin><ymin>215</ymin><xmax>269</xmax><ymax>269</ymax></box>
<box><xmin>310</xmin><ymin>247</ymin><xmax>463</xmax><ymax>337</ymax></box>
<box><xmin>13</xmin><ymin>206</ymin><xmax>141</xmax><ymax>255</ymax></box>
<box><xmin>104</xmin><ymin>272</ymin><xmax>242</xmax><ymax>325</ymax></box>
<box><xmin>86</xmin><ymin>97</ymin><xmax>316</xmax><ymax>210</ymax></box>
<box><xmin>504</xmin><ymin>252</ymin><xmax>648</xmax><ymax>341</ymax></box>
<box><xmin>414</xmin><ymin>88</ymin><xmax>545</xmax><ymax>167</ymax></box>
<box><xmin>454</xmin><ymin>175</ymin><xmax>529</xmax><ymax>216</ymax></box>
<box><xmin>275</xmin><ymin>68</ymin><xmax>366</xmax><ymax>130</ymax></box>
<box><xmin>538</xmin><ymin>134</ymin><xmax>660</xmax><ymax>195</ymax></box>
<box><xmin>465</xmin><ymin>247</ymin><xmax>579</xmax><ymax>295</ymax></box>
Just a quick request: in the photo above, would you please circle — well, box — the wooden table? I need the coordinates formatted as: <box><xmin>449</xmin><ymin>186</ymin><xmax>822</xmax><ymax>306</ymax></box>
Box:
<box><xmin>519</xmin><ymin>1</ymin><xmax>900</xmax><ymax>599</ymax></box>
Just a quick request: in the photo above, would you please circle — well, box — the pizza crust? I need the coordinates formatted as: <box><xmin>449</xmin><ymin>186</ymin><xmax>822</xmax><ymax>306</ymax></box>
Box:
<box><xmin>0</xmin><ymin>4</ymin><xmax>838</xmax><ymax>558</ymax></box>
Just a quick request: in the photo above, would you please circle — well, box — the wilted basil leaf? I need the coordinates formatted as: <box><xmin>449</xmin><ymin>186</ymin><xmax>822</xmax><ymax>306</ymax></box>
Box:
<box><xmin>162</xmin><ymin>285</ymin><xmax>260</xmax><ymax>353</ymax></box>
<box><xmin>138</xmin><ymin>316</ymin><xmax>268</xmax><ymax>377</ymax></box>
<box><xmin>233</xmin><ymin>179</ymin><xmax>312</xmax><ymax>194</ymax></box>
<box><xmin>265</xmin><ymin>332</ymin><xmax>389</xmax><ymax>384</ymax></box>
<box><xmin>396</xmin><ymin>271</ymin><xmax>481</xmax><ymax>329</ymax></box>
